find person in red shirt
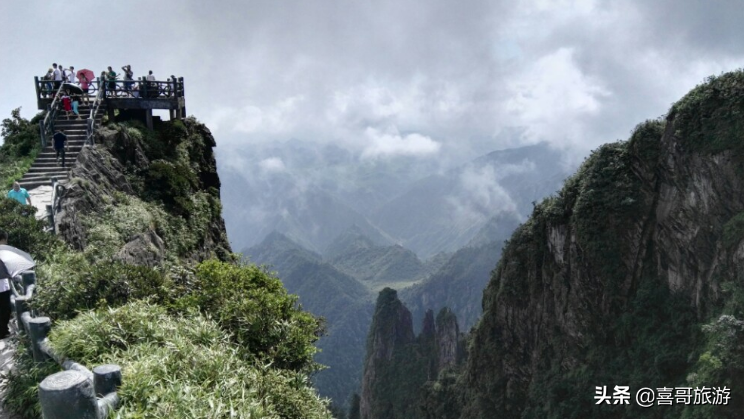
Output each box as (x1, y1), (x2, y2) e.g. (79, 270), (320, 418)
(61, 90), (72, 119)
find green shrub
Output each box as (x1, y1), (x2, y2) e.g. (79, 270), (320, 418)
(33, 258), (172, 320)
(671, 70), (744, 155)
(184, 260), (324, 372)
(0, 108), (43, 189)
(47, 301), (332, 419)
(0, 197), (62, 262)
(144, 160), (198, 216)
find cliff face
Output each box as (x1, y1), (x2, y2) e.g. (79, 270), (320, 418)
(55, 118), (231, 265)
(359, 289), (463, 419)
(361, 70), (744, 419)
(456, 71), (744, 418)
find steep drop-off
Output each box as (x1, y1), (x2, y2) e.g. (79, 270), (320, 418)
(362, 70), (744, 419)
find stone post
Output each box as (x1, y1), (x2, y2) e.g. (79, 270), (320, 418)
(14, 296), (29, 334)
(93, 365), (122, 396)
(39, 371), (99, 419)
(28, 317), (52, 362)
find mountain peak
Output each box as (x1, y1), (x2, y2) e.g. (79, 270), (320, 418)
(324, 224), (377, 258)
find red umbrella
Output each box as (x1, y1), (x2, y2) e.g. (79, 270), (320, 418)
(76, 69), (95, 83)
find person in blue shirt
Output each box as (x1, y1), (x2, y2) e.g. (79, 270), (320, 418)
(7, 182), (32, 206)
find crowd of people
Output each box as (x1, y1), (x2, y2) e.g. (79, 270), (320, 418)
(40, 63), (159, 100)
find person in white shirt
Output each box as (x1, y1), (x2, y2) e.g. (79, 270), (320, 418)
(52, 63), (62, 91)
(68, 65), (76, 83)
(146, 70), (156, 81)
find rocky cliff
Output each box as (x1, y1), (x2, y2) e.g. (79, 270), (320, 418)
(455, 70), (744, 419)
(359, 289), (464, 419)
(54, 118), (231, 265)
(360, 70), (744, 418)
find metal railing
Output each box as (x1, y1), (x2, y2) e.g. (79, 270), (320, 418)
(86, 81), (105, 146)
(10, 272), (121, 419)
(45, 177), (64, 234)
(37, 82), (66, 148)
(100, 76), (184, 99)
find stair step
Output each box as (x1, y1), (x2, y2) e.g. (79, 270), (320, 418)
(39, 150), (82, 156)
(27, 166), (72, 172)
(20, 179), (69, 191)
(20, 175), (70, 184)
(32, 159), (79, 167)
(21, 175), (70, 182)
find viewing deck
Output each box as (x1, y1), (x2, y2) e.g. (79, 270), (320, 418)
(34, 76), (186, 124)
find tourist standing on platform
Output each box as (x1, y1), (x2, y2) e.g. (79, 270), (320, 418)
(42, 68), (53, 97)
(52, 63), (62, 92)
(68, 66), (76, 83)
(79, 73), (90, 104)
(146, 70), (157, 98)
(0, 230), (12, 339)
(53, 129), (68, 168)
(122, 65), (134, 94)
(7, 183), (32, 206)
(60, 65), (67, 86)
(107, 66), (117, 96)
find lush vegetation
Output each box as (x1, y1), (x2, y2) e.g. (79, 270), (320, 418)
(50, 301), (329, 419)
(0, 108), (42, 189)
(671, 70), (744, 174)
(1, 111), (331, 418)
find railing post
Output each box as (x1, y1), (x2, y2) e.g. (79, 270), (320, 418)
(28, 317), (52, 362)
(39, 120), (46, 148)
(22, 271), (36, 290)
(179, 77), (186, 117)
(39, 371), (99, 419)
(86, 117), (93, 146)
(14, 296), (29, 334)
(93, 365), (121, 396)
(35, 76), (41, 101)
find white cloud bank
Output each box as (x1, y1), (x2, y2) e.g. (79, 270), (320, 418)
(361, 127), (441, 159)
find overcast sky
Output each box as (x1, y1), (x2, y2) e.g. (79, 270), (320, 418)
(1, 0), (742, 166)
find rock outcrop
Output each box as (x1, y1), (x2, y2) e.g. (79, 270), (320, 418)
(359, 289), (463, 419)
(54, 118), (231, 265)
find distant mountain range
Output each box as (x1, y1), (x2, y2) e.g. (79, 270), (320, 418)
(230, 142), (573, 409)
(221, 141), (571, 258)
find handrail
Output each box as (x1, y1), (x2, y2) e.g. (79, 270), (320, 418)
(10, 271), (122, 419)
(38, 82), (65, 148)
(46, 177), (64, 233)
(101, 77), (185, 99)
(86, 79), (105, 146)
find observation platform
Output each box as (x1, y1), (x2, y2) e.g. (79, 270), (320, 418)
(34, 76), (186, 128)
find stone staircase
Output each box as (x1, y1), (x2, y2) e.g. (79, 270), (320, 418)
(19, 104), (102, 190)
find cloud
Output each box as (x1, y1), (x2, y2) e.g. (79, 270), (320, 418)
(258, 157), (286, 173)
(3, 0), (744, 165)
(445, 164), (520, 228)
(361, 127), (441, 159)
(504, 48), (611, 148)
